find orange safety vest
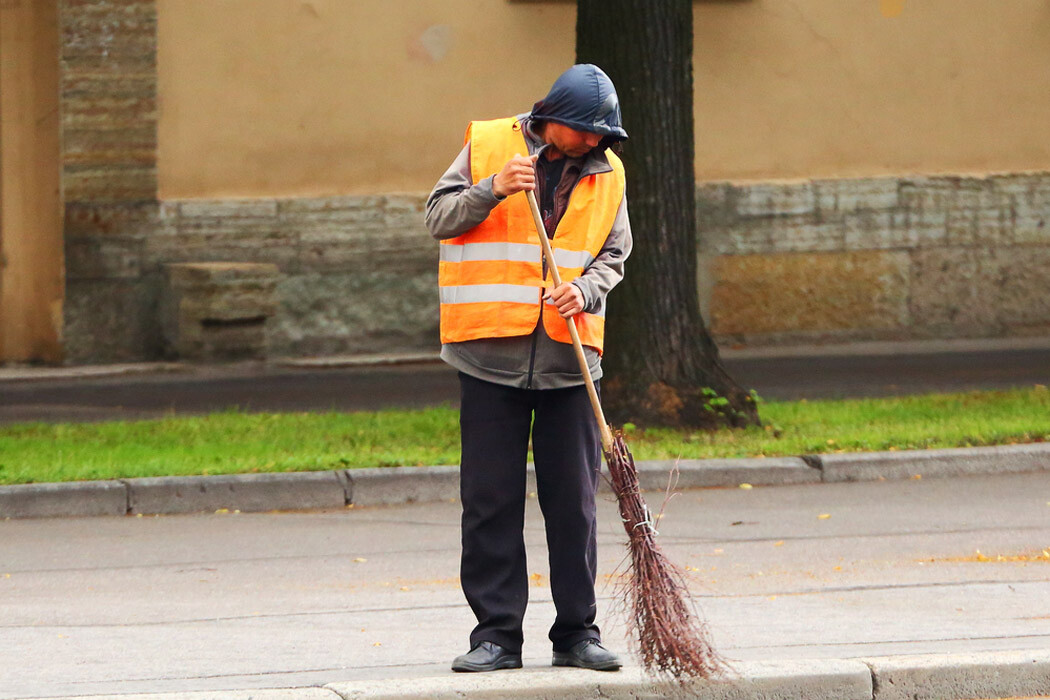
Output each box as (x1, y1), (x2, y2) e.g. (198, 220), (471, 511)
(439, 117), (625, 353)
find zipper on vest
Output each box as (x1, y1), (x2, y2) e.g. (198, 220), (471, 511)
(527, 157), (593, 390)
(526, 307), (540, 390)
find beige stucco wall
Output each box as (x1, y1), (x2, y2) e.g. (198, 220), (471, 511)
(0, 0), (64, 363)
(156, 0), (575, 198)
(693, 0), (1050, 182)
(157, 0), (1050, 199)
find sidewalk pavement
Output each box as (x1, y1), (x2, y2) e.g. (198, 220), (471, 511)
(3, 472), (1050, 700)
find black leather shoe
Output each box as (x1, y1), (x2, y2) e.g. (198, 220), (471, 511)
(451, 641), (523, 672)
(552, 639), (622, 671)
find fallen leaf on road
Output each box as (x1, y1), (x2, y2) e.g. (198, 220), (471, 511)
(739, 483), (753, 490)
(774, 541), (784, 547)
(817, 513), (832, 520)
(353, 557), (367, 563)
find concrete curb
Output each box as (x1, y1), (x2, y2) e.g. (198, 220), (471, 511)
(864, 649), (1050, 700)
(20, 690), (342, 700)
(635, 457), (818, 490)
(809, 442), (1050, 482)
(0, 362), (186, 383)
(274, 352), (442, 368)
(327, 659), (873, 700)
(125, 471), (349, 515)
(344, 458), (819, 508)
(1, 443), (1048, 519)
(0, 480), (127, 518)
(16, 651), (1050, 699)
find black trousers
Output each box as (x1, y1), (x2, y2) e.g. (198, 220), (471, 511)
(458, 372), (602, 654)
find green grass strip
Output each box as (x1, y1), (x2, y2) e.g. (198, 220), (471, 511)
(0, 387), (1046, 486)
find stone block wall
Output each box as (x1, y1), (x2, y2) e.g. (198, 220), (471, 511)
(65, 192), (437, 362)
(151, 196), (438, 358)
(61, 172), (1050, 363)
(698, 173), (1050, 345)
(60, 0), (160, 363)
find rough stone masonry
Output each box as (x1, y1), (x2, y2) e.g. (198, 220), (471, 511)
(62, 173), (1050, 363)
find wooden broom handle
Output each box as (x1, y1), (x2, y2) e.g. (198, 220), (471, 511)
(525, 189), (615, 452)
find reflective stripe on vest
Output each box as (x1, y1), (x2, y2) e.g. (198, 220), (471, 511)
(439, 284), (540, 306)
(438, 116), (624, 353)
(439, 242), (595, 269)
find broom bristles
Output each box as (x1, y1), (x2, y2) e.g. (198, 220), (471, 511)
(606, 430), (725, 680)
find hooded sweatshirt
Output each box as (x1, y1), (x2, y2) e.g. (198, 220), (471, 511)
(425, 65), (632, 390)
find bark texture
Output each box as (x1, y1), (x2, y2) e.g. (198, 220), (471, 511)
(577, 0), (759, 428)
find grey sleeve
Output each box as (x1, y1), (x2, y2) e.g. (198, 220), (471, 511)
(571, 192), (633, 316)
(424, 143), (505, 241)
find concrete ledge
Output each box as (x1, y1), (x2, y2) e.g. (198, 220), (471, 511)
(863, 649), (1050, 700)
(126, 471), (347, 515)
(16, 652), (1050, 700)
(0, 362), (185, 383)
(347, 465), (460, 507)
(325, 660), (873, 700)
(20, 690), (341, 700)
(0, 480), (127, 518)
(276, 352), (442, 368)
(2, 443), (1048, 519)
(343, 458), (817, 509)
(634, 457), (819, 491)
(813, 443), (1050, 482)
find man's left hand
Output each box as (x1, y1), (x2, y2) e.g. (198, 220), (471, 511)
(545, 283), (585, 318)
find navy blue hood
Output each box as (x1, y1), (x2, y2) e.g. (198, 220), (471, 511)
(531, 64), (628, 145)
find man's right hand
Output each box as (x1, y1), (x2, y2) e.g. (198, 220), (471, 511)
(492, 153), (539, 198)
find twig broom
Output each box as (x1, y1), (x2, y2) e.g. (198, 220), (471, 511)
(526, 188), (723, 679)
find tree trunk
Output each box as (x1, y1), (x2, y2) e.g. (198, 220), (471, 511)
(577, 0), (759, 429)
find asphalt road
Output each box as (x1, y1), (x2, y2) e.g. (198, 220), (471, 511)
(0, 345), (1047, 424)
(1, 472), (1048, 698)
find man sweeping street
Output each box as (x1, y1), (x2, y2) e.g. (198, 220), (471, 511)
(424, 63), (632, 673)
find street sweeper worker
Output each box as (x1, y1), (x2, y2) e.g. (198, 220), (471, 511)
(425, 63), (632, 673)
